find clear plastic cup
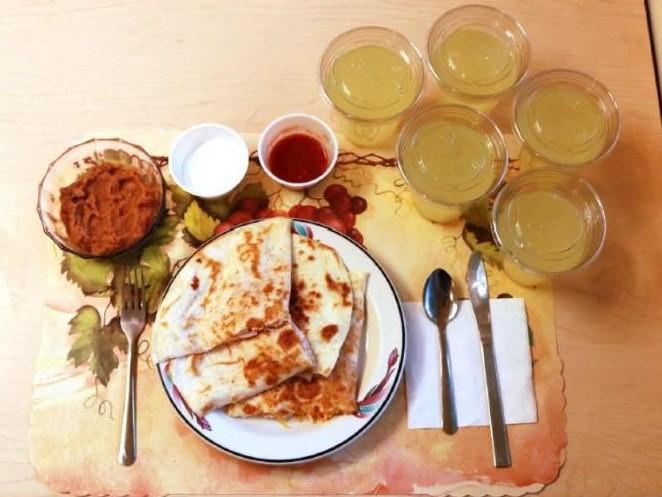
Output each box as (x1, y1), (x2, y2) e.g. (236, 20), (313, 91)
(491, 168), (607, 286)
(513, 69), (620, 170)
(320, 26), (425, 147)
(397, 105), (508, 223)
(427, 5), (530, 112)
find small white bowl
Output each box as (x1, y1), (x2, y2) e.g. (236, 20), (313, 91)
(258, 113), (338, 190)
(169, 123), (249, 198)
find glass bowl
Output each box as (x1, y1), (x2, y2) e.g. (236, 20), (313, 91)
(37, 138), (165, 258)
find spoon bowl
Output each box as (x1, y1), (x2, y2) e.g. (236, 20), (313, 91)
(423, 268), (459, 323)
(422, 268), (459, 435)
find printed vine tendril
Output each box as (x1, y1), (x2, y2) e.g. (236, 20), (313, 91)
(83, 381), (114, 420)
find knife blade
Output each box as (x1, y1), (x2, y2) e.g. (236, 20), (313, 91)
(467, 251), (512, 468)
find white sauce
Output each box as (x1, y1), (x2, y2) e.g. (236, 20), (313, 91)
(182, 136), (246, 197)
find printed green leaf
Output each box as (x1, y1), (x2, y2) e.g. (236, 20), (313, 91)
(201, 197), (231, 220)
(66, 306), (127, 386)
(231, 182), (267, 206)
(462, 226), (503, 269)
(462, 200), (491, 229)
(184, 200), (218, 242)
(61, 253), (114, 295)
(144, 214), (179, 246)
(181, 228), (202, 248)
(140, 245), (171, 314)
(67, 305), (101, 366)
(462, 228), (479, 250)
(104, 317), (129, 354)
(474, 241), (504, 269)
(168, 183), (193, 217)
(91, 319), (128, 386)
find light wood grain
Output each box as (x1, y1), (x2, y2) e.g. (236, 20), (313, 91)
(1, 0), (661, 496)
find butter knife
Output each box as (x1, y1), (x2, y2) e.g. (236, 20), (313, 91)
(467, 251), (512, 468)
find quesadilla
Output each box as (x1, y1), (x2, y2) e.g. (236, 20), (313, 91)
(226, 272), (368, 421)
(291, 235), (353, 376)
(152, 217), (293, 363)
(164, 320), (316, 415)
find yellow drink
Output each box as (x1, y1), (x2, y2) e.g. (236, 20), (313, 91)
(430, 28), (519, 97)
(492, 169), (606, 284)
(325, 45), (419, 120)
(427, 5), (530, 110)
(321, 27), (424, 147)
(398, 105), (507, 222)
(401, 123), (496, 204)
(495, 191), (587, 272)
(514, 70), (620, 168)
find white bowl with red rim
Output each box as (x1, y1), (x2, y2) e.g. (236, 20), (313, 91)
(258, 113), (339, 190)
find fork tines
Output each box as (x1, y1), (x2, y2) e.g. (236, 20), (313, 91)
(122, 265), (145, 310)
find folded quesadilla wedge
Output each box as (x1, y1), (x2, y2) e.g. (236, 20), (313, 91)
(226, 272), (368, 422)
(291, 235), (353, 376)
(152, 218), (292, 363)
(163, 320), (316, 415)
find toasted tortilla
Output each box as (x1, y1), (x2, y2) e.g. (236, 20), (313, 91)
(226, 272), (368, 421)
(163, 320), (316, 415)
(152, 218), (292, 363)
(291, 235), (353, 376)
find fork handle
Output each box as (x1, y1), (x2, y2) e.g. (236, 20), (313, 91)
(118, 338), (138, 466)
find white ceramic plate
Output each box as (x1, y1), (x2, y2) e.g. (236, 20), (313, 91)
(157, 219), (406, 465)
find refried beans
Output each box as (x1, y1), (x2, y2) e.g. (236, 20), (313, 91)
(59, 162), (161, 256)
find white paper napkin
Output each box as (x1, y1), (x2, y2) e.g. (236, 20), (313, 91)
(404, 298), (537, 429)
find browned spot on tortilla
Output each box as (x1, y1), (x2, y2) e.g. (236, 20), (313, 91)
(290, 286), (312, 327)
(325, 273), (352, 307)
(263, 282), (274, 294)
(246, 318), (265, 330)
(195, 258), (221, 311)
(242, 404), (257, 415)
(296, 380), (322, 400)
(301, 237), (316, 248)
(321, 324), (339, 341)
(195, 257), (202, 263)
(238, 230), (261, 278)
(264, 304), (283, 321)
(243, 353), (283, 386)
(308, 255), (315, 261)
(278, 328), (298, 350)
(201, 257), (221, 281)
(190, 275), (199, 290)
(190, 354), (203, 376)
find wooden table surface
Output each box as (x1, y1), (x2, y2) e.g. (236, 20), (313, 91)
(1, 1), (661, 496)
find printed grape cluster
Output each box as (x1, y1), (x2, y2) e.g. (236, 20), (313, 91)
(213, 183), (368, 244)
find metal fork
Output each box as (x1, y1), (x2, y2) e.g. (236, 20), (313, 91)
(118, 265), (146, 466)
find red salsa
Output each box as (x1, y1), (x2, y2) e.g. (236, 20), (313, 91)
(267, 133), (328, 183)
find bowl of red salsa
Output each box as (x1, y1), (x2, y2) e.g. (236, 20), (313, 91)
(258, 113), (338, 190)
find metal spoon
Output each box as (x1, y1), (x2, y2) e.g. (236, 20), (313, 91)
(423, 268), (459, 435)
